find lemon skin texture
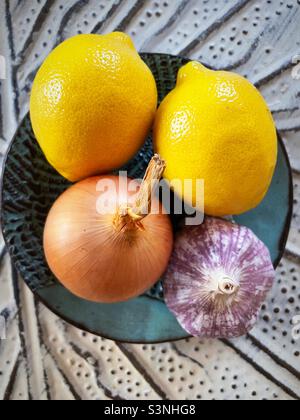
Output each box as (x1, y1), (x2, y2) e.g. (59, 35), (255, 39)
(30, 33), (158, 181)
(154, 62), (277, 217)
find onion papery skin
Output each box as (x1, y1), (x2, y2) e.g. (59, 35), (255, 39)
(44, 176), (173, 303)
(164, 217), (275, 339)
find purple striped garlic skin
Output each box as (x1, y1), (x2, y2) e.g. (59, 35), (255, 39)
(163, 217), (275, 339)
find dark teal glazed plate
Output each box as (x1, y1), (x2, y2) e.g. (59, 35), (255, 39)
(1, 53), (293, 343)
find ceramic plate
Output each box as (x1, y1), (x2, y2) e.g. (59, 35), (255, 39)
(1, 53), (293, 343)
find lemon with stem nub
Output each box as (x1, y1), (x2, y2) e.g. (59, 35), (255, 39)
(154, 61), (277, 216)
(30, 32), (157, 182)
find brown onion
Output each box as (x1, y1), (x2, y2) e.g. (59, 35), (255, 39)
(44, 155), (173, 303)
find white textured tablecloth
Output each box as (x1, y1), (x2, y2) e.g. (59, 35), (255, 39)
(0, 0), (299, 400)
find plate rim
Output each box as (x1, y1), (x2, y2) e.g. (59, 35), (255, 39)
(0, 52), (294, 344)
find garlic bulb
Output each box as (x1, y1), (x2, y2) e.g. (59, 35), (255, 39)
(164, 217), (275, 338)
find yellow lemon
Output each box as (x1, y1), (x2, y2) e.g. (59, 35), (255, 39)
(154, 62), (277, 216)
(30, 33), (157, 181)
